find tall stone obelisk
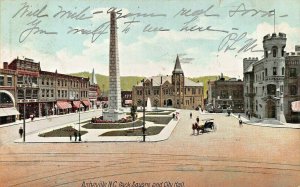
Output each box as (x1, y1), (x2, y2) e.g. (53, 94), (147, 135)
(103, 11), (125, 121)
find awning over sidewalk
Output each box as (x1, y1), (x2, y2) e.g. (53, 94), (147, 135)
(0, 107), (20, 117)
(56, 101), (72, 110)
(82, 100), (91, 107)
(73, 101), (84, 108)
(291, 101), (300, 112)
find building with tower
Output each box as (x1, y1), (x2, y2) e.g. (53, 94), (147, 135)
(132, 55), (204, 109)
(243, 33), (300, 123)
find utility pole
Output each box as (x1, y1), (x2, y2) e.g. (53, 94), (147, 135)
(142, 79), (146, 142)
(23, 86), (26, 142)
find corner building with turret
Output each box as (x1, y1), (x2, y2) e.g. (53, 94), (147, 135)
(243, 33), (300, 123)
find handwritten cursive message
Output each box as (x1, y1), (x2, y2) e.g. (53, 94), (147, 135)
(10, 2), (288, 55)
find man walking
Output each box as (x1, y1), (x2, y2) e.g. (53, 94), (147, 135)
(190, 112), (192, 119)
(74, 131), (77, 142)
(19, 127), (23, 138)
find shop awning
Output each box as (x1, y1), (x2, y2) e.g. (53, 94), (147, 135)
(291, 101), (300, 112)
(82, 100), (91, 107)
(0, 107), (20, 117)
(125, 100), (132, 104)
(56, 101), (72, 110)
(73, 101), (84, 108)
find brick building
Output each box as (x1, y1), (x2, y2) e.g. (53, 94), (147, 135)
(0, 57), (92, 125)
(207, 74), (244, 113)
(0, 62), (19, 124)
(132, 55), (204, 109)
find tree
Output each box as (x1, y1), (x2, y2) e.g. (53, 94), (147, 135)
(130, 105), (137, 131)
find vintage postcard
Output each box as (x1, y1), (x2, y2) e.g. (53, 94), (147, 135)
(0, 0), (299, 186)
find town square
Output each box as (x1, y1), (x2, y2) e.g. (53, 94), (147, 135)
(0, 0), (300, 186)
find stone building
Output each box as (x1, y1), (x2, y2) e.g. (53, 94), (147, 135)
(243, 32), (300, 123)
(0, 62), (19, 124)
(207, 74), (244, 113)
(284, 48), (300, 123)
(132, 55), (204, 109)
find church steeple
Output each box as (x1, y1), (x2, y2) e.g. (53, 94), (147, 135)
(172, 54), (184, 74)
(90, 68), (97, 85)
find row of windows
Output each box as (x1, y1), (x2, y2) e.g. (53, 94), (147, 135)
(0, 76), (13, 86)
(17, 76), (38, 85)
(17, 89), (38, 99)
(136, 88), (201, 96)
(41, 78), (89, 88)
(252, 84), (297, 96)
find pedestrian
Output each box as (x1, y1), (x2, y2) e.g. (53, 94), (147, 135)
(78, 132), (81, 141)
(239, 119), (243, 127)
(74, 131), (77, 141)
(190, 112), (192, 119)
(248, 112), (251, 120)
(70, 134), (72, 141)
(172, 113), (175, 119)
(238, 113), (241, 118)
(19, 127), (23, 138)
(196, 116), (199, 124)
(30, 114), (33, 121)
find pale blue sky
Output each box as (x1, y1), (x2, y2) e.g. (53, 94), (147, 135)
(1, 0), (300, 78)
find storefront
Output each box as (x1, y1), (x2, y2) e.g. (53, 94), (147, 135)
(72, 100), (84, 112)
(0, 91), (19, 125)
(56, 101), (72, 115)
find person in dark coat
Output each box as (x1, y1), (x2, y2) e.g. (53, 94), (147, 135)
(19, 127), (23, 138)
(190, 112), (192, 119)
(74, 131), (77, 141)
(239, 119), (243, 127)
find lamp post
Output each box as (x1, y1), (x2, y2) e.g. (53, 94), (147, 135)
(22, 86), (26, 142)
(142, 79), (146, 142)
(78, 78), (83, 142)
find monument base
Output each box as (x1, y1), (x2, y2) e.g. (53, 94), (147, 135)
(103, 108), (126, 122)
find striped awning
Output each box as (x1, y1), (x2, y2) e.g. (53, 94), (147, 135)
(56, 101), (72, 110)
(291, 101), (300, 112)
(82, 100), (91, 107)
(73, 101), (84, 108)
(0, 107), (20, 117)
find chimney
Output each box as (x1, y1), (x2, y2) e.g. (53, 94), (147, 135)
(3, 62), (8, 69)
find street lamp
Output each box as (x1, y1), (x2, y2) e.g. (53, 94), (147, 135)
(22, 85), (26, 142)
(78, 78), (83, 142)
(141, 79), (146, 142)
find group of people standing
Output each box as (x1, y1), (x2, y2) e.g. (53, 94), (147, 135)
(70, 131), (81, 142)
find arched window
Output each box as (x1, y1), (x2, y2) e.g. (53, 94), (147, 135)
(272, 46), (278, 57)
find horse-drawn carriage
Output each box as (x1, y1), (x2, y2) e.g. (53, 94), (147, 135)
(193, 118), (216, 134)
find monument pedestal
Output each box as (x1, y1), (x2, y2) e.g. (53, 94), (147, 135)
(103, 108), (125, 121)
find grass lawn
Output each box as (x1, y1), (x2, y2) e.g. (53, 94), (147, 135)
(101, 126), (164, 136)
(145, 110), (174, 115)
(142, 116), (173, 124)
(39, 126), (88, 137)
(83, 120), (143, 129)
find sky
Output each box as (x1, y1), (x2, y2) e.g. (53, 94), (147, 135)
(1, 0), (300, 78)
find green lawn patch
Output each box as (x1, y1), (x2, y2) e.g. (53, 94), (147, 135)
(101, 126), (164, 136)
(141, 116), (173, 124)
(39, 126), (87, 137)
(145, 111), (173, 115)
(83, 120), (143, 129)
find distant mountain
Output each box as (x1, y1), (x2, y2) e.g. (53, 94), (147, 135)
(71, 72), (229, 98)
(71, 72), (144, 95)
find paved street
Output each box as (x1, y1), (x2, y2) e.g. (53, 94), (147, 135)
(0, 109), (299, 187)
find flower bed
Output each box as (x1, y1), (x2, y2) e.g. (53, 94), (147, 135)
(83, 120), (143, 129)
(91, 116), (133, 123)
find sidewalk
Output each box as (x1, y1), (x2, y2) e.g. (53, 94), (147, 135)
(0, 109), (102, 128)
(231, 113), (300, 129)
(14, 110), (181, 143)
